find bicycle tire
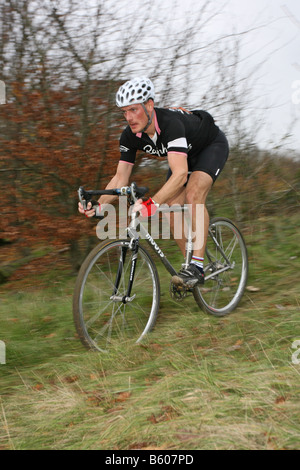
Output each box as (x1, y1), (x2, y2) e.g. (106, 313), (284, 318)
(73, 239), (160, 352)
(193, 217), (248, 316)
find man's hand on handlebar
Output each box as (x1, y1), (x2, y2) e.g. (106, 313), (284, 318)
(77, 183), (150, 220)
(132, 197), (159, 217)
(78, 201), (103, 219)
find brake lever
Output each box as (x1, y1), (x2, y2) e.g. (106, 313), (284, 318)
(130, 182), (137, 203)
(78, 186), (87, 210)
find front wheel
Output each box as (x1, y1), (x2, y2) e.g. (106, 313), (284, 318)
(73, 239), (160, 352)
(193, 217), (248, 316)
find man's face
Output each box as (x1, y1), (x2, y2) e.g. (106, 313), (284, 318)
(121, 100), (153, 134)
(121, 103), (147, 134)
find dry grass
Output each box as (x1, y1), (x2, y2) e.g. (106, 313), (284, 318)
(0, 215), (300, 450)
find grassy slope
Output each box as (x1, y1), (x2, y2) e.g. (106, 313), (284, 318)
(0, 215), (299, 450)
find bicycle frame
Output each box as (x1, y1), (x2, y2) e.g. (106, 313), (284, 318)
(114, 205), (235, 303)
(78, 183), (234, 302)
(128, 208), (189, 275)
(109, 208), (186, 304)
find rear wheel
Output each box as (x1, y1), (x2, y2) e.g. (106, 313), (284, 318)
(73, 239), (160, 352)
(193, 217), (248, 316)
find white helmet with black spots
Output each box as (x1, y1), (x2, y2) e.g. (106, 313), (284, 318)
(116, 77), (155, 108)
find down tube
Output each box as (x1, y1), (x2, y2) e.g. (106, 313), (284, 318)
(138, 223), (178, 276)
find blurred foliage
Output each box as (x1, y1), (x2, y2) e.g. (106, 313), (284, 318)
(0, 0), (299, 281)
(210, 147), (300, 223)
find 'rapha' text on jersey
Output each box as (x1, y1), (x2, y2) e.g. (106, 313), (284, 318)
(119, 108), (219, 164)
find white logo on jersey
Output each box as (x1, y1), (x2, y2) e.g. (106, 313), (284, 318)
(120, 145), (130, 152)
(143, 143), (168, 157)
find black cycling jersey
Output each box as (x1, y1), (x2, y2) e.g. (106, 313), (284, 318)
(119, 107), (219, 164)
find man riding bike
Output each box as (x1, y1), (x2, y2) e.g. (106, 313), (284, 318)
(78, 77), (229, 287)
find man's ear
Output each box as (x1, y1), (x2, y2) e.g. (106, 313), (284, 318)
(146, 99), (155, 112)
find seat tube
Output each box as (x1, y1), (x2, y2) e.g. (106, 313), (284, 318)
(183, 207), (193, 269)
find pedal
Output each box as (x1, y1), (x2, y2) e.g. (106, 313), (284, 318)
(170, 281), (187, 301)
(171, 275), (198, 289)
(171, 275), (184, 286)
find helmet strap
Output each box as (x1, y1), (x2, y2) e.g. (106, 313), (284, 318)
(141, 103), (154, 133)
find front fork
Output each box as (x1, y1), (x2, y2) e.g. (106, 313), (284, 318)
(110, 237), (139, 304)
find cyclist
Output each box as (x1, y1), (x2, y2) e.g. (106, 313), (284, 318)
(78, 77), (229, 286)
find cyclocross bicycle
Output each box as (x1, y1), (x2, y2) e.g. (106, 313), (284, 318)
(73, 183), (248, 352)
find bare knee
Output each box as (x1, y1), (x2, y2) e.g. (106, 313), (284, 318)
(185, 187), (208, 205)
(185, 172), (213, 205)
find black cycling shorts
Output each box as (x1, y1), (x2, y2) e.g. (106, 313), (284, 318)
(166, 129), (229, 183)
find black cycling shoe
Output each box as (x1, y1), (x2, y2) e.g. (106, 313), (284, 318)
(171, 264), (205, 288)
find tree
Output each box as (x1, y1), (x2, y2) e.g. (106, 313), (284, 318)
(2, 0), (293, 279)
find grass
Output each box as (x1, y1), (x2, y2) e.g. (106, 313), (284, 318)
(0, 215), (300, 450)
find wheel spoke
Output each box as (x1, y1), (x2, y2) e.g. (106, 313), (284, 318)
(85, 299), (114, 329)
